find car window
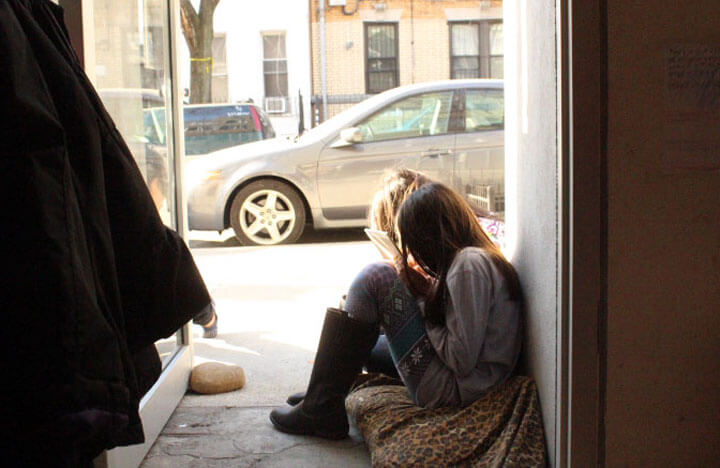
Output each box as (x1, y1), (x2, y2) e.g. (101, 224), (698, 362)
(464, 89), (504, 132)
(184, 105), (264, 155)
(357, 91), (454, 143)
(143, 105), (273, 155)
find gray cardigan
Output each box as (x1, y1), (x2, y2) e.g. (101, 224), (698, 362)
(416, 247), (523, 408)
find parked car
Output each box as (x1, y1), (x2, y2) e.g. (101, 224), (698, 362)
(186, 79), (504, 246)
(143, 102), (276, 156)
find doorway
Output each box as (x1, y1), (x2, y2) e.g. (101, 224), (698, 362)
(59, 1), (607, 466)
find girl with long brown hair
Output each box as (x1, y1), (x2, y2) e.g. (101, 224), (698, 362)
(270, 176), (523, 438)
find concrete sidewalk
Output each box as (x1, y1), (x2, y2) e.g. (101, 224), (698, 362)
(141, 229), (377, 467)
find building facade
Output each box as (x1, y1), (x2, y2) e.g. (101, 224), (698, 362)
(310, 0), (503, 122)
(178, 0), (314, 138)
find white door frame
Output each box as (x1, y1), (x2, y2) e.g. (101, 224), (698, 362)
(98, 342), (192, 468)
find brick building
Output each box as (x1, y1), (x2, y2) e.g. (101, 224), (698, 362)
(310, 0), (503, 122)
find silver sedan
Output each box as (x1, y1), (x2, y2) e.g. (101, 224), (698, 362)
(186, 79), (504, 246)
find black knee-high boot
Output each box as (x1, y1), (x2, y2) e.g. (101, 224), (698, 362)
(269, 308), (379, 439)
(285, 334), (399, 406)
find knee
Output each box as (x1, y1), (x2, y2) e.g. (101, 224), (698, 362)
(361, 261), (397, 276)
(346, 261), (397, 302)
(354, 261), (397, 288)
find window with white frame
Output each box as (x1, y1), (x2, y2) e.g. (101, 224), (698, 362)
(450, 21), (503, 79)
(262, 32), (288, 113)
(211, 33), (228, 103)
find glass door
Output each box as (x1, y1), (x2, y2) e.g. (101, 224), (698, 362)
(73, 0), (192, 465)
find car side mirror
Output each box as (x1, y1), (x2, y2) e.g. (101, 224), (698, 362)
(330, 127), (364, 148)
(341, 127), (364, 144)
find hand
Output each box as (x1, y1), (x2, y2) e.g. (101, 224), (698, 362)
(394, 256), (436, 299)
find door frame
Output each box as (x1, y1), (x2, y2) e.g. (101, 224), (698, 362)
(60, 0), (608, 466)
(505, 0), (605, 465)
(96, 343), (192, 467)
(559, 0), (607, 465)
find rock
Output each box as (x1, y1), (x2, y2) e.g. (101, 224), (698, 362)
(190, 362), (246, 394)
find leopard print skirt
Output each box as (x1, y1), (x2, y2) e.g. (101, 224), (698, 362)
(346, 374), (548, 467)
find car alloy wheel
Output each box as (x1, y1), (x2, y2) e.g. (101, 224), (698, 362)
(229, 180), (306, 246)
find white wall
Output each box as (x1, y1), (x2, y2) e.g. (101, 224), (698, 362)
(178, 0), (313, 138)
(504, 0), (560, 464)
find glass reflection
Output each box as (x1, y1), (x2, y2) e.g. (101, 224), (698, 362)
(92, 0), (179, 367)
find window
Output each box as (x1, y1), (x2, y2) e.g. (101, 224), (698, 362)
(211, 34), (228, 103)
(365, 23), (399, 94)
(464, 88), (504, 131)
(356, 91), (454, 143)
(450, 21), (503, 79)
(262, 32), (288, 112)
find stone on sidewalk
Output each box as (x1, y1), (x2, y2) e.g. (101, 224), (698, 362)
(190, 362), (246, 394)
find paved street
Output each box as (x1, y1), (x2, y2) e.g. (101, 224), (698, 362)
(142, 228), (376, 467)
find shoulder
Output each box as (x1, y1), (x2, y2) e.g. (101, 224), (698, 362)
(448, 247), (494, 279)
(451, 247), (493, 268)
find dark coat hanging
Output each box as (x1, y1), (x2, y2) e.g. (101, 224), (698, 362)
(0, 0), (212, 463)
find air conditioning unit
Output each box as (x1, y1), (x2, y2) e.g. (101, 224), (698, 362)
(265, 96), (287, 114)
(328, 0), (347, 6)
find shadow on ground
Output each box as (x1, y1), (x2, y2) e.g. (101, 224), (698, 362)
(188, 227), (367, 249)
(143, 239), (378, 467)
(144, 331), (371, 467)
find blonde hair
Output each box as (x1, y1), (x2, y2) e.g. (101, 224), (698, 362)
(369, 169), (430, 243)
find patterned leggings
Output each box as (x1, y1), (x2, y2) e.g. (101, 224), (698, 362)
(344, 262), (437, 403)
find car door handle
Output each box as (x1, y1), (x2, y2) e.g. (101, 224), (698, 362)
(421, 149), (453, 159)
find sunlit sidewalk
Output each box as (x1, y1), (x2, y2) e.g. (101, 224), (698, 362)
(141, 229), (375, 467)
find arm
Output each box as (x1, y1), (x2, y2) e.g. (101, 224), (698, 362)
(427, 252), (494, 377)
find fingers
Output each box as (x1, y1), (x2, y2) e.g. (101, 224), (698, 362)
(392, 255), (403, 272)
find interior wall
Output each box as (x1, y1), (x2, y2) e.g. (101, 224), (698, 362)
(504, 0), (560, 464)
(606, 0), (720, 465)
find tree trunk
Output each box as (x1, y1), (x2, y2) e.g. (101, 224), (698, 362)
(189, 22), (213, 103)
(180, 0), (220, 104)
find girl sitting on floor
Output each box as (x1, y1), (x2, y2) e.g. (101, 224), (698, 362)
(270, 179), (523, 439)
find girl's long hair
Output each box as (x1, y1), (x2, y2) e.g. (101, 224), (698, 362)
(397, 183), (522, 326)
(370, 169), (429, 243)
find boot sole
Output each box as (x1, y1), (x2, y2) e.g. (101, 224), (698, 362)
(269, 412), (348, 440)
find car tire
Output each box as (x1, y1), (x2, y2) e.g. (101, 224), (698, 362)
(229, 179), (306, 246)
